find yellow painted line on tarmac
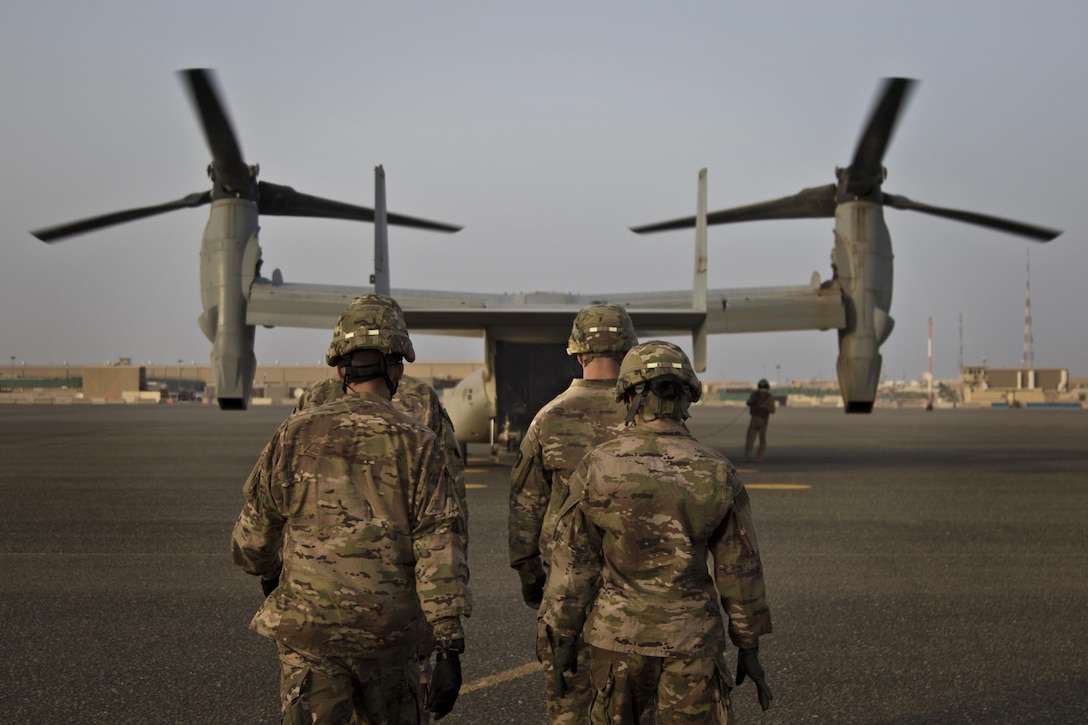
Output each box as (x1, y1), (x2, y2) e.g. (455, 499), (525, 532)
(462, 661), (542, 694)
(747, 483), (811, 490)
(465, 483), (488, 490)
(464, 468), (489, 474)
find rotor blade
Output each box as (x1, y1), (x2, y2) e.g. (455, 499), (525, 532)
(31, 191), (213, 242)
(631, 184), (837, 233)
(846, 78), (916, 196)
(257, 181), (462, 232)
(178, 69), (251, 193)
(882, 193), (1061, 242)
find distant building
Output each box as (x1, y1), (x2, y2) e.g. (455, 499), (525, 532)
(959, 366), (1080, 407)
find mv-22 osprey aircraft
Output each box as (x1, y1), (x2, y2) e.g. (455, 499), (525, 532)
(33, 71), (1060, 448)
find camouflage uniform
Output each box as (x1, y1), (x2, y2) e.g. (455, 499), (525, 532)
(543, 419), (772, 724)
(294, 375), (467, 523)
(744, 389), (776, 462)
(232, 391), (470, 724)
(509, 378), (629, 724)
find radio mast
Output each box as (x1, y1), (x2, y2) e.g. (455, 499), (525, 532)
(958, 313), (964, 373)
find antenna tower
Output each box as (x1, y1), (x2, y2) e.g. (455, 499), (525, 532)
(1021, 250), (1034, 368)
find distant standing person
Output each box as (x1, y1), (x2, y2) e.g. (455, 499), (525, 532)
(745, 379), (776, 462)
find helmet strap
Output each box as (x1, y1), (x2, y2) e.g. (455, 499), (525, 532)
(625, 380), (692, 423)
(341, 356), (399, 397)
(624, 383), (646, 425)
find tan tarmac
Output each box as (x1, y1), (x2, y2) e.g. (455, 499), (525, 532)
(1, 403), (1085, 723)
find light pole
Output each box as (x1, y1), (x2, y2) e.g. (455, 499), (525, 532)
(9, 356), (13, 379)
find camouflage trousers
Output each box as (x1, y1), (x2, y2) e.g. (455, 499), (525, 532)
(586, 646), (733, 725)
(537, 620), (594, 725)
(744, 418), (769, 461)
(276, 642), (421, 725)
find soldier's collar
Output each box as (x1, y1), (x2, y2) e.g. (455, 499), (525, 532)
(571, 378), (615, 388)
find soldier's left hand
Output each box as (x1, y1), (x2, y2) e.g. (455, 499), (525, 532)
(552, 634), (578, 697)
(427, 638), (465, 720)
(736, 646), (773, 711)
(260, 563), (282, 597)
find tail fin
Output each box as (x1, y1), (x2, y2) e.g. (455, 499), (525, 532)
(692, 168), (708, 372)
(372, 165), (390, 295)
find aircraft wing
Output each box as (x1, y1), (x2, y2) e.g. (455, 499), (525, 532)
(245, 278), (845, 339)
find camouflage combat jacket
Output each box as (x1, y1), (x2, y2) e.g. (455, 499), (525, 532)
(295, 375), (467, 521)
(746, 390), (776, 420)
(508, 378), (628, 570)
(542, 419), (772, 657)
(231, 391), (470, 656)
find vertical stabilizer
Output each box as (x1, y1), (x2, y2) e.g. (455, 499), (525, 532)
(373, 165), (390, 296)
(692, 168), (708, 371)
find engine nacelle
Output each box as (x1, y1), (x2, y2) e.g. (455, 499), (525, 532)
(832, 200), (894, 412)
(199, 198), (260, 410)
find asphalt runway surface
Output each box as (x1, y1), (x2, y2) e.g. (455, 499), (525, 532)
(1, 402), (1085, 724)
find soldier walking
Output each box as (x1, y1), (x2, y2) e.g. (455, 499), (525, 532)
(231, 294), (470, 724)
(744, 379), (776, 462)
(290, 295), (469, 724)
(544, 341), (773, 724)
(508, 303), (638, 724)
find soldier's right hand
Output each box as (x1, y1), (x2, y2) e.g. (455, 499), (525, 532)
(552, 634), (578, 697)
(516, 558), (547, 609)
(736, 646), (773, 711)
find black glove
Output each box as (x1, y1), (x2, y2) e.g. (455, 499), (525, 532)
(516, 559), (547, 609)
(736, 646), (773, 712)
(426, 638), (464, 720)
(552, 634), (578, 698)
(260, 563), (282, 597)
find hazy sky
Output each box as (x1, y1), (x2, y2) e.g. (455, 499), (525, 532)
(2, 1), (1084, 383)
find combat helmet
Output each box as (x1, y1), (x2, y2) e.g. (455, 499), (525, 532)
(566, 304), (638, 357)
(758, 378), (770, 390)
(615, 340), (702, 423)
(326, 294), (416, 367)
